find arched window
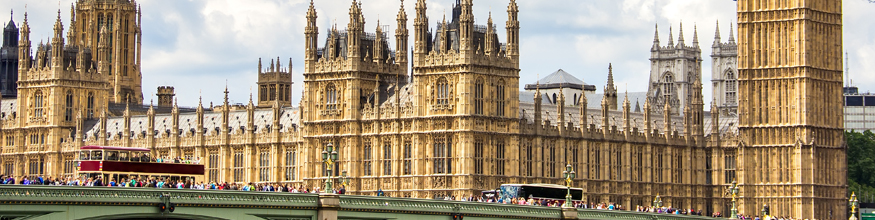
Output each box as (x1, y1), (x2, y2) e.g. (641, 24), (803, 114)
(496, 80), (506, 117)
(33, 91), (44, 118)
(436, 77), (450, 105)
(725, 71), (737, 105)
(65, 91), (74, 122)
(474, 79), (484, 114)
(662, 74), (674, 98)
(326, 84), (338, 110)
(87, 92), (95, 119)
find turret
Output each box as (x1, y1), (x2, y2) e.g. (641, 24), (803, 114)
(710, 99), (719, 137)
(374, 20), (384, 62)
(304, 0), (318, 73)
(97, 26), (109, 75)
(414, 0), (429, 61)
(533, 84), (542, 128)
(604, 64), (618, 110)
(579, 90), (588, 132)
(458, 0), (473, 55)
(347, 0), (364, 61)
(18, 10), (30, 72)
(663, 99), (672, 137)
(623, 91), (630, 133)
(485, 12), (494, 55)
(221, 86), (230, 136)
(506, 0), (520, 65)
(644, 98), (652, 137)
(51, 10), (64, 68)
(395, 0), (409, 72)
(558, 87), (565, 134)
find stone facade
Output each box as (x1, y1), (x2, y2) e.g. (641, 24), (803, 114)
(736, 0), (846, 219)
(0, 0), (846, 219)
(710, 21), (738, 116)
(647, 23), (702, 116)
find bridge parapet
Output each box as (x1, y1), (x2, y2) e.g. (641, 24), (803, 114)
(0, 186), (724, 220)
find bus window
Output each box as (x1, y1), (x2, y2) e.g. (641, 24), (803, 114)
(106, 151), (119, 161)
(130, 152), (141, 162)
(93, 150), (103, 160)
(80, 151), (91, 160)
(118, 151), (129, 162)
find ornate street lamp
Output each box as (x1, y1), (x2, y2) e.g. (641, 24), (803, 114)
(338, 170), (350, 193)
(729, 180), (739, 219)
(321, 143), (338, 193)
(562, 164), (576, 208)
(653, 194), (663, 209)
(850, 192), (859, 220)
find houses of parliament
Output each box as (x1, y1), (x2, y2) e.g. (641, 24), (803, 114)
(0, 0), (846, 219)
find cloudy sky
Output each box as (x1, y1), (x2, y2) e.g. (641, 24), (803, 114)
(4, 0), (873, 108)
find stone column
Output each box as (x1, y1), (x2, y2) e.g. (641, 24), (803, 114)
(317, 193), (340, 220)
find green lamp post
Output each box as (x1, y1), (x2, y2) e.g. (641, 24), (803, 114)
(562, 164), (576, 208)
(729, 180), (739, 219)
(321, 143), (338, 193)
(338, 170), (350, 193)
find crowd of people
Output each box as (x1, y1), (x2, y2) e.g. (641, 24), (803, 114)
(0, 176), (801, 219)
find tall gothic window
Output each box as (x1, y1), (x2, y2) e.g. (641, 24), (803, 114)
(662, 74), (674, 96)
(495, 139), (505, 176)
(28, 158), (44, 175)
(208, 151), (219, 182)
(725, 71), (737, 105)
(326, 84), (338, 110)
(433, 135), (452, 174)
(87, 92), (95, 119)
(233, 151), (244, 182)
(474, 139), (484, 174)
(655, 149), (664, 183)
(3, 162), (13, 176)
(525, 141), (533, 177)
(63, 156), (75, 175)
(33, 90), (44, 118)
(402, 141), (412, 175)
(363, 141), (373, 176)
(725, 152), (736, 183)
(260, 85), (267, 102)
(259, 151), (270, 182)
(285, 149), (297, 181)
(436, 77), (450, 106)
(382, 142), (392, 176)
(496, 81), (506, 116)
(474, 79), (484, 114)
(65, 91), (74, 122)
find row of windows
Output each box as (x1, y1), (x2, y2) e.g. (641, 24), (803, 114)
(32, 90), (96, 121)
(473, 80), (506, 116)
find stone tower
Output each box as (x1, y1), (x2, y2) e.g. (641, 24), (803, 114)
(13, 9), (111, 177)
(710, 21), (737, 116)
(256, 57), (292, 108)
(1, 10), (18, 97)
(156, 86), (174, 107)
(736, 1), (845, 219)
(71, 0), (143, 104)
(647, 23), (702, 115)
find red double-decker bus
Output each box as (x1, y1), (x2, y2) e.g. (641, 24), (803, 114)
(76, 146), (205, 184)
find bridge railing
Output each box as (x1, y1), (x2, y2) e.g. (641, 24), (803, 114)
(0, 185), (722, 220)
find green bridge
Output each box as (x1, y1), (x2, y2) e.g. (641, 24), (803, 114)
(0, 186), (722, 220)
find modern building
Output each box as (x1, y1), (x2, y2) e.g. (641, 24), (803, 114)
(0, 0), (845, 219)
(844, 86), (875, 131)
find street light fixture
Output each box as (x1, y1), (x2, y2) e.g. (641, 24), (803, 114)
(562, 164), (576, 208)
(729, 180), (739, 219)
(338, 170), (350, 194)
(653, 194), (663, 209)
(850, 192), (859, 220)
(321, 143), (338, 193)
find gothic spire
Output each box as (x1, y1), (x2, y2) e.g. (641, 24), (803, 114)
(692, 24), (699, 46)
(677, 22), (685, 47)
(653, 23), (660, 44)
(667, 26), (674, 46)
(728, 23), (735, 43)
(714, 20), (721, 44)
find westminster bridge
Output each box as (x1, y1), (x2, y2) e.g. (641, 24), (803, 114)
(0, 185), (722, 220)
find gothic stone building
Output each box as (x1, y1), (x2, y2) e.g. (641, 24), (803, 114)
(0, 0), (846, 219)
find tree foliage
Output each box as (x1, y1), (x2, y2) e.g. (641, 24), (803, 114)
(847, 130), (875, 202)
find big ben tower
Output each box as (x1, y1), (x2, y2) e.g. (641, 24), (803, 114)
(736, 1), (845, 219)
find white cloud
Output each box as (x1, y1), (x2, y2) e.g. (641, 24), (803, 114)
(2, 0), (872, 107)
